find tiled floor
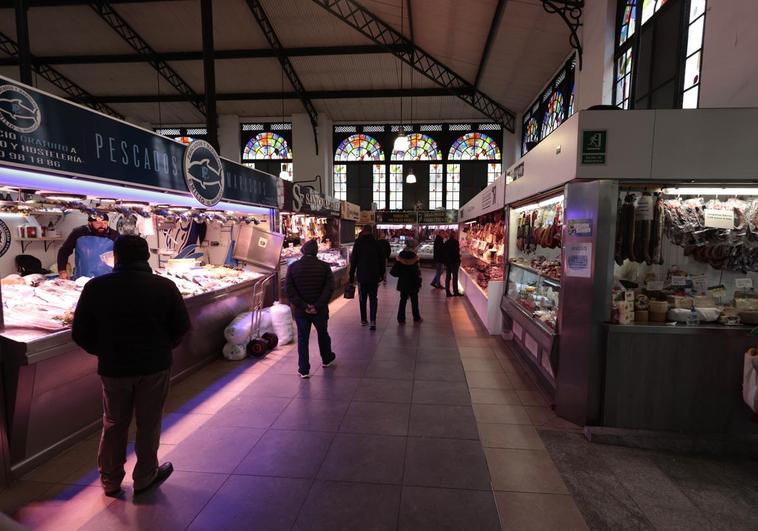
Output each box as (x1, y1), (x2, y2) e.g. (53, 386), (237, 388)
(0, 271), (587, 530)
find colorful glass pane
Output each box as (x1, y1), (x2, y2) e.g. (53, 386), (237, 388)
(391, 134), (441, 161)
(641, 0), (667, 25)
(568, 84), (575, 117)
(541, 92), (565, 139)
(177, 136), (194, 145)
(334, 134), (385, 162)
(243, 132), (292, 160)
(619, 1), (637, 45)
(448, 132), (501, 161)
(522, 118), (539, 154)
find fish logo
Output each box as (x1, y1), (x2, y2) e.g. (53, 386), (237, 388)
(0, 84), (41, 133)
(0, 219), (10, 258)
(184, 140), (225, 206)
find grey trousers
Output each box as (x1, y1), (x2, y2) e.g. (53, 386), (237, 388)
(98, 369), (170, 492)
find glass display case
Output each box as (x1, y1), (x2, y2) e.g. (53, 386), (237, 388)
(506, 260), (560, 332)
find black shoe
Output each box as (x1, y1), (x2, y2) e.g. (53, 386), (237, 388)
(397, 319), (405, 324)
(322, 354), (337, 368)
(134, 462), (173, 496)
(369, 322), (377, 330)
(414, 317), (423, 323)
(298, 371), (311, 379)
(361, 320), (368, 326)
(454, 293), (464, 297)
(104, 487), (123, 498)
(446, 292), (453, 297)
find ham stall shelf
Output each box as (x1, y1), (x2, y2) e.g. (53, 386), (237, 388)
(502, 108), (758, 443)
(0, 76), (284, 478)
(457, 176), (507, 334)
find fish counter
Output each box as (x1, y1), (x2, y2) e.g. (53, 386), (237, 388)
(0, 267), (263, 477)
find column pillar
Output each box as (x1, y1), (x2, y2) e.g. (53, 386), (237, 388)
(576, 0), (616, 110)
(292, 112), (333, 195)
(218, 114), (240, 162)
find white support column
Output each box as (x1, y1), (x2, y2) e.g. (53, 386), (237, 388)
(218, 114), (241, 162)
(576, 0), (616, 110)
(292, 112), (334, 195)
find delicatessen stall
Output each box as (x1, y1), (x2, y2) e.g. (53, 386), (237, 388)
(375, 210), (457, 261)
(501, 109), (758, 437)
(0, 76), (283, 476)
(458, 176), (506, 334)
(278, 187), (351, 299)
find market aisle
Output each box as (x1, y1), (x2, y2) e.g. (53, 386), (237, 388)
(0, 270), (587, 530)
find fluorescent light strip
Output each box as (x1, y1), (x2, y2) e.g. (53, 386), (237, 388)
(514, 194), (564, 213)
(663, 187), (758, 196)
(0, 166), (271, 216)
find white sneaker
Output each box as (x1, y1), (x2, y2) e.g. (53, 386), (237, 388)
(298, 371), (310, 379)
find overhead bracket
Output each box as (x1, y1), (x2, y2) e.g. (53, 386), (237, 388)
(542, 1), (584, 69)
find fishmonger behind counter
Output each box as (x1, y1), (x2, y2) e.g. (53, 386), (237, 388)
(58, 213), (119, 279)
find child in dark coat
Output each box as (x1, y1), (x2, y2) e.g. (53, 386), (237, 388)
(391, 239), (423, 324)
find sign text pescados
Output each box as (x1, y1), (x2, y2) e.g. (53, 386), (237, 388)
(0, 76), (277, 208)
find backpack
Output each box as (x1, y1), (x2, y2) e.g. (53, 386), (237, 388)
(15, 255), (50, 276)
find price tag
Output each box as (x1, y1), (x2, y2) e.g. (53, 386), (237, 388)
(635, 195), (654, 222)
(735, 278), (754, 290)
(690, 274), (706, 294)
(671, 275), (687, 286)
(646, 281), (664, 291)
(704, 209), (735, 229)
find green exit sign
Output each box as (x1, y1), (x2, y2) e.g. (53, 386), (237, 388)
(581, 130), (607, 165)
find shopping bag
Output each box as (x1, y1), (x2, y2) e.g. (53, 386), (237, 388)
(343, 283), (356, 299)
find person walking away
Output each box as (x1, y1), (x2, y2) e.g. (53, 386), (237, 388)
(391, 239), (423, 323)
(444, 230), (463, 297)
(285, 239), (337, 379)
(72, 235), (190, 497)
(377, 229), (392, 284)
(349, 224), (385, 330)
(431, 229), (446, 288)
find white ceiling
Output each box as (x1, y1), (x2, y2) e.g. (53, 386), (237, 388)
(0, 0), (572, 126)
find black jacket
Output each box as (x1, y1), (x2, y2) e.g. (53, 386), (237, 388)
(58, 225), (119, 272)
(433, 235), (445, 263)
(285, 255), (335, 318)
(392, 250), (421, 293)
(72, 261), (191, 377)
(443, 238), (461, 265)
(378, 239), (392, 260)
(349, 234), (385, 284)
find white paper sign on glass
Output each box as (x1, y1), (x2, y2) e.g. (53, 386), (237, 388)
(704, 209), (735, 229)
(565, 243), (592, 278)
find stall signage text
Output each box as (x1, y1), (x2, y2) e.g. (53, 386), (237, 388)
(581, 130), (607, 165)
(341, 201), (360, 221)
(0, 76), (278, 208)
(292, 183), (340, 215)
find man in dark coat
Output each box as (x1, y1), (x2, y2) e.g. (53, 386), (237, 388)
(392, 239), (423, 323)
(431, 229), (446, 289)
(377, 229), (392, 284)
(349, 224), (385, 330)
(285, 239), (336, 378)
(58, 213), (119, 279)
(444, 230), (463, 297)
(72, 235), (190, 497)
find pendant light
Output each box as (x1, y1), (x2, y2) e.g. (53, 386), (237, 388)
(406, 169), (416, 184)
(278, 66), (290, 181)
(394, 0), (408, 154)
(405, 36), (416, 186)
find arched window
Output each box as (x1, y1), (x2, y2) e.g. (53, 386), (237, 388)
(448, 132), (501, 160)
(243, 132), (292, 160)
(541, 92), (565, 139)
(391, 133), (441, 161)
(334, 134), (385, 161)
(522, 118), (539, 155)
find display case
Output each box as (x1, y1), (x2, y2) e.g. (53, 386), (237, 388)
(505, 260), (560, 332)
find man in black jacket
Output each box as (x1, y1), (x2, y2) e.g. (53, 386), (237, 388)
(285, 239), (336, 378)
(444, 230), (463, 297)
(72, 235), (190, 497)
(431, 229), (446, 289)
(349, 225), (385, 330)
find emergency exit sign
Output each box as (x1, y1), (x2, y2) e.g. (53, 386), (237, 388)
(581, 130), (607, 164)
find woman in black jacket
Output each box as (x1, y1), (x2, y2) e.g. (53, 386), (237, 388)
(431, 229), (446, 288)
(391, 240), (422, 323)
(349, 224), (385, 330)
(443, 230), (463, 297)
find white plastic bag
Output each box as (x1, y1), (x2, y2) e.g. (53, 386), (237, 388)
(224, 311), (253, 344)
(222, 342), (247, 361)
(270, 302), (294, 345)
(743, 348), (758, 413)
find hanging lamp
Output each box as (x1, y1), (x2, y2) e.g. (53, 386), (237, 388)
(278, 66), (290, 181)
(394, 0), (408, 154)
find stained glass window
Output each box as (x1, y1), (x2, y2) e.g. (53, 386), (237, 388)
(373, 164), (386, 210)
(429, 164), (443, 209)
(615, 49), (634, 109)
(177, 136), (194, 145)
(619, 1), (637, 45)
(683, 0), (706, 108)
(391, 134), (441, 161)
(448, 132), (501, 161)
(523, 118), (539, 155)
(243, 132), (292, 160)
(641, 0), (667, 25)
(389, 165), (403, 210)
(568, 84), (575, 117)
(446, 164), (460, 210)
(333, 164), (346, 200)
(487, 163), (501, 185)
(541, 92), (565, 139)
(334, 134), (385, 162)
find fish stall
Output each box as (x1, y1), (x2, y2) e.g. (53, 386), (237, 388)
(501, 109), (758, 436)
(0, 75), (284, 477)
